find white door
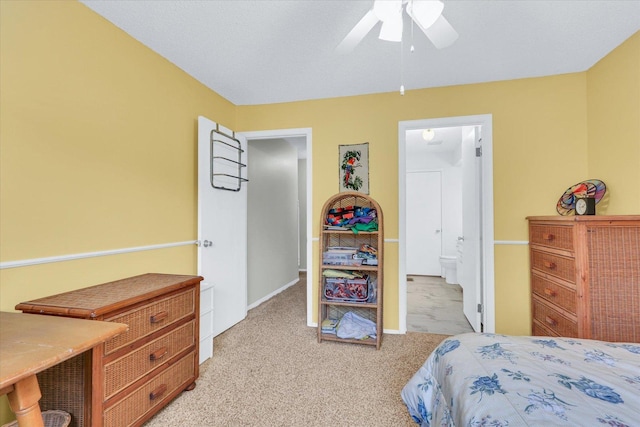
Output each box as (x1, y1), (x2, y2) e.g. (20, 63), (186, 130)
(197, 116), (247, 338)
(461, 127), (482, 331)
(406, 171), (442, 276)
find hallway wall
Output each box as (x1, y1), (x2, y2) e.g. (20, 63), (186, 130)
(247, 139), (299, 305)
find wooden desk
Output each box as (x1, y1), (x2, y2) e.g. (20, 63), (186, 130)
(0, 312), (127, 427)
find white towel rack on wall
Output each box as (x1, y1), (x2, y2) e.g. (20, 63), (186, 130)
(211, 124), (248, 192)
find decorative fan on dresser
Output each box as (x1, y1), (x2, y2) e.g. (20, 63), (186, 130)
(556, 179), (607, 215)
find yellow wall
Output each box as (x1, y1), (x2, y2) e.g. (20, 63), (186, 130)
(0, 1), (236, 421)
(236, 33), (639, 335)
(0, 1), (638, 422)
(236, 74), (589, 334)
(0, 0), (235, 306)
(587, 32), (640, 212)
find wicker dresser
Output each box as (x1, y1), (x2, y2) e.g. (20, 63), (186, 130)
(527, 216), (640, 342)
(15, 273), (203, 427)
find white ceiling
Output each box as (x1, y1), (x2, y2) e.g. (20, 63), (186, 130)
(80, 1), (639, 106)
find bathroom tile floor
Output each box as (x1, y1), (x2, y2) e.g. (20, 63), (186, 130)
(407, 275), (474, 335)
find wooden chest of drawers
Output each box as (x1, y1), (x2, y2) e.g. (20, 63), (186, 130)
(527, 216), (640, 342)
(16, 273), (203, 427)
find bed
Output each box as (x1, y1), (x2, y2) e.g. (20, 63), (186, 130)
(401, 333), (640, 426)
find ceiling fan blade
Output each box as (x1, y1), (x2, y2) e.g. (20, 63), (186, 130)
(378, 10), (403, 42)
(336, 9), (379, 54)
(420, 14), (458, 49)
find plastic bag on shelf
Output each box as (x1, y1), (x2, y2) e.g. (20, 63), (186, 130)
(336, 311), (376, 340)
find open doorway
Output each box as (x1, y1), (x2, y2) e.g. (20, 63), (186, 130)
(241, 128), (313, 326)
(398, 115), (495, 334)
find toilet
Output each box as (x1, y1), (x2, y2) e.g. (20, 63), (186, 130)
(439, 255), (458, 284)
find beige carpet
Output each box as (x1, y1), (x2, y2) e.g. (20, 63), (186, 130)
(145, 275), (448, 426)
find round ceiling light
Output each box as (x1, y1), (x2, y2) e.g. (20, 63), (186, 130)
(422, 129), (435, 141)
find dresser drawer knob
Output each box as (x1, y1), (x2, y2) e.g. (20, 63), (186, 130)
(545, 316), (558, 327)
(149, 384), (167, 401)
(150, 311), (169, 324)
(543, 288), (557, 297)
(150, 347), (168, 361)
(543, 261), (557, 270)
(542, 233), (555, 241)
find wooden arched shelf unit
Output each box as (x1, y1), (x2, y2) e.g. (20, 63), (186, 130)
(317, 192), (383, 349)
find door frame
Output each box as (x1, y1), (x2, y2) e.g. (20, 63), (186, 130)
(240, 128), (313, 326)
(398, 114), (495, 333)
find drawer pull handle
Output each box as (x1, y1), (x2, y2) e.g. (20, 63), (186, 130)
(542, 233), (555, 241)
(149, 384), (167, 401)
(545, 316), (558, 327)
(543, 288), (557, 297)
(150, 347), (168, 361)
(150, 311), (169, 324)
(543, 261), (557, 270)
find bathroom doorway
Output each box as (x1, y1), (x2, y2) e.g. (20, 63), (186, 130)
(406, 275), (473, 335)
(398, 115), (495, 334)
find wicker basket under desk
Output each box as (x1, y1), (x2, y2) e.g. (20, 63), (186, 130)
(16, 273), (203, 427)
(35, 354), (88, 427)
(2, 410), (71, 427)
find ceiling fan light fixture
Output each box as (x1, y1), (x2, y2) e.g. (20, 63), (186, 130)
(336, 0), (457, 53)
(407, 0), (444, 30)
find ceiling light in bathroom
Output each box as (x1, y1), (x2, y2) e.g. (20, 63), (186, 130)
(422, 129), (435, 141)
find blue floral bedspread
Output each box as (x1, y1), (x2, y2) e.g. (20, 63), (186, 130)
(401, 333), (640, 426)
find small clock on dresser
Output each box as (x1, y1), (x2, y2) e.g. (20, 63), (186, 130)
(575, 197), (595, 215)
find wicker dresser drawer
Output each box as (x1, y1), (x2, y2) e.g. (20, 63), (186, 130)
(532, 298), (577, 337)
(16, 273), (202, 427)
(529, 224), (574, 251)
(532, 321), (559, 337)
(103, 288), (196, 356)
(530, 250), (575, 283)
(103, 354), (196, 427)
(528, 216), (640, 343)
(104, 320), (196, 400)
(531, 273), (577, 314)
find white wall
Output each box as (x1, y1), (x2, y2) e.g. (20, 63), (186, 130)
(247, 139), (299, 305)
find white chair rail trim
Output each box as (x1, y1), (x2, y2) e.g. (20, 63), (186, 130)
(0, 240), (198, 270)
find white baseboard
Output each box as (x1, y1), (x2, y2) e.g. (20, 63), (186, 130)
(247, 277), (300, 310)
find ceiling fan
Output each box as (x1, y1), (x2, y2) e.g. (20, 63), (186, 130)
(337, 0), (458, 54)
